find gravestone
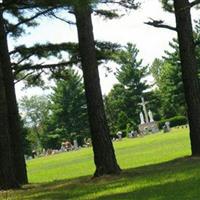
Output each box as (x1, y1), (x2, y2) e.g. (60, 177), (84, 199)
(73, 139), (79, 150)
(163, 121), (170, 133)
(117, 131), (123, 140)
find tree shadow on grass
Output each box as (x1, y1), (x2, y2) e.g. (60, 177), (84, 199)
(96, 177), (200, 200)
(7, 156), (200, 200)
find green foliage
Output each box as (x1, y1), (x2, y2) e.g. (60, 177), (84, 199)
(19, 95), (50, 151)
(160, 0), (174, 12)
(12, 41), (121, 87)
(105, 43), (149, 134)
(105, 84), (126, 133)
(19, 70), (89, 150)
(44, 69), (89, 149)
(20, 119), (32, 156)
(151, 56), (186, 118)
(5, 0), (140, 86)
(143, 90), (163, 121)
(2, 0), (141, 92)
(158, 116), (188, 129)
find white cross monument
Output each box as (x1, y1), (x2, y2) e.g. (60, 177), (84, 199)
(138, 97), (149, 124)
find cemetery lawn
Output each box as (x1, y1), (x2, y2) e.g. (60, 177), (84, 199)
(3, 127), (200, 200)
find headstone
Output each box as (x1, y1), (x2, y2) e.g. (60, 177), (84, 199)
(73, 139), (78, 150)
(164, 121), (170, 132)
(117, 131), (122, 140)
(128, 130), (137, 138)
(31, 150), (36, 159)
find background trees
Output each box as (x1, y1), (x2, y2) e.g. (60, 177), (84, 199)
(150, 56), (186, 118)
(44, 69), (89, 149)
(105, 43), (149, 134)
(19, 69), (89, 151)
(20, 95), (50, 151)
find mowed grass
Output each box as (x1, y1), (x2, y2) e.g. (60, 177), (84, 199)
(3, 127), (200, 200)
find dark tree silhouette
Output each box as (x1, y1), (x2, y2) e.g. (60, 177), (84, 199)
(146, 0), (200, 156)
(0, 10), (28, 185)
(74, 4), (121, 176)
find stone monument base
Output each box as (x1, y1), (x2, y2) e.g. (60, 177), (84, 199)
(138, 121), (159, 134)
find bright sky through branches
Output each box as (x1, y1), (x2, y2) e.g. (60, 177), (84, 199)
(13, 0), (198, 99)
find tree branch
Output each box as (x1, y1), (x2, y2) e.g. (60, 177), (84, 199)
(144, 19), (177, 32)
(11, 54), (33, 67)
(190, 0), (200, 7)
(14, 61), (76, 75)
(50, 13), (75, 25)
(14, 71), (35, 84)
(6, 7), (57, 34)
(99, 0), (140, 9)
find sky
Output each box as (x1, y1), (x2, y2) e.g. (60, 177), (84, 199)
(12, 0), (196, 99)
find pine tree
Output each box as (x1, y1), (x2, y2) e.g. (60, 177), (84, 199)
(174, 0), (200, 156)
(74, 3), (121, 176)
(0, 59), (19, 190)
(146, 0), (200, 156)
(0, 9), (27, 186)
(44, 69), (89, 148)
(105, 44), (148, 133)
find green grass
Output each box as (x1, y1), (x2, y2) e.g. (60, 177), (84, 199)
(2, 128), (200, 200)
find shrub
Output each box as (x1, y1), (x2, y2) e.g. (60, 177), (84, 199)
(158, 116), (188, 129)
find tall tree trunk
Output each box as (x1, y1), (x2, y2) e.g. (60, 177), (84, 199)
(74, 4), (121, 177)
(0, 11), (28, 184)
(0, 61), (19, 190)
(174, 0), (200, 155)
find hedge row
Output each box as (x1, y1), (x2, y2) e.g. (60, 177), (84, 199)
(158, 116), (188, 129)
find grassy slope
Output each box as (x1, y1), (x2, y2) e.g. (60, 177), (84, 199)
(2, 128), (200, 200)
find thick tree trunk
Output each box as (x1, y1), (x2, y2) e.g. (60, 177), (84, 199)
(0, 62), (19, 190)
(74, 5), (121, 177)
(0, 11), (28, 183)
(174, 0), (200, 155)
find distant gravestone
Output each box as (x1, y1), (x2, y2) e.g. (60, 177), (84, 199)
(165, 121), (170, 131)
(163, 121), (170, 133)
(73, 139), (79, 150)
(117, 131), (123, 140)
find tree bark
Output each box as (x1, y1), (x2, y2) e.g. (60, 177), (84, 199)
(0, 61), (19, 190)
(74, 4), (121, 177)
(0, 11), (28, 184)
(174, 0), (200, 155)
